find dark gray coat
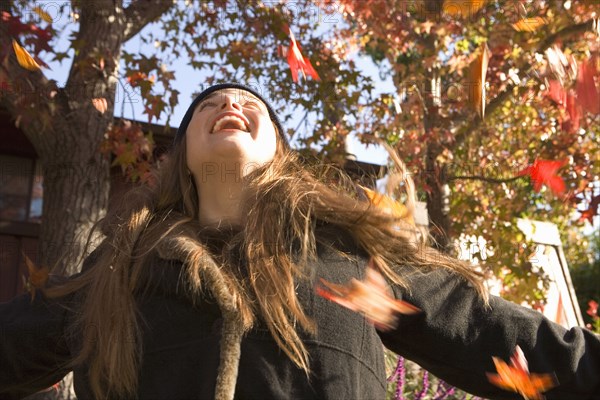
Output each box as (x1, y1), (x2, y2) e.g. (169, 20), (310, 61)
(1, 224), (599, 399)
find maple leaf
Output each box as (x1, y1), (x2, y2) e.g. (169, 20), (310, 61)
(284, 25), (320, 83)
(518, 159), (566, 195)
(21, 253), (49, 302)
(486, 346), (558, 400)
(12, 39), (41, 71)
(579, 195), (600, 223)
(316, 258), (420, 331)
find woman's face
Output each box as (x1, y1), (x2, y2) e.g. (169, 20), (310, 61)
(185, 88), (278, 178)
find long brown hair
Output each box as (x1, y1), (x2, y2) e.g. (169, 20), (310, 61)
(45, 129), (487, 399)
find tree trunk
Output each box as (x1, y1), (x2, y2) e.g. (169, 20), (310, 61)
(34, 0), (127, 274)
(421, 0), (451, 252)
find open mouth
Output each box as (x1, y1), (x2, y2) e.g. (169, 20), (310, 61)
(211, 114), (250, 133)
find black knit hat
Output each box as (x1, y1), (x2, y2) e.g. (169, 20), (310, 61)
(175, 83), (288, 147)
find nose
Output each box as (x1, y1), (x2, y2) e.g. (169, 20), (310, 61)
(220, 94), (243, 112)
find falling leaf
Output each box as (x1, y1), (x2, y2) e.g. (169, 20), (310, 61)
(512, 17), (547, 32)
(587, 300), (599, 320)
(360, 185), (414, 224)
(12, 40), (41, 71)
(22, 253), (49, 302)
(519, 159), (566, 195)
(486, 346), (558, 400)
(443, 0), (487, 18)
(564, 92), (581, 132)
(316, 258), (420, 331)
(32, 6), (53, 23)
(284, 25), (320, 83)
(546, 80), (567, 107)
(579, 195), (600, 224)
(469, 43), (491, 118)
(92, 98), (108, 114)
(576, 56), (600, 115)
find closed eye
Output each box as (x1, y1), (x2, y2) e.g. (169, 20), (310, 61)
(244, 101), (267, 113)
(198, 101), (216, 111)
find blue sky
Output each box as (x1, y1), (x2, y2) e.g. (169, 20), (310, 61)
(41, 9), (392, 165)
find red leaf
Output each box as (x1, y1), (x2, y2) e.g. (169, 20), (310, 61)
(316, 258), (420, 331)
(284, 26), (320, 83)
(579, 195), (600, 224)
(564, 91), (581, 132)
(546, 80), (566, 108)
(519, 159), (566, 195)
(576, 56), (600, 115)
(486, 346), (558, 400)
(587, 300), (599, 320)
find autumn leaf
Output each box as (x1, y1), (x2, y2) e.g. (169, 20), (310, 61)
(564, 92), (581, 132)
(360, 185), (414, 224)
(284, 25), (320, 83)
(12, 40), (41, 71)
(519, 159), (566, 195)
(546, 80), (567, 107)
(92, 98), (108, 114)
(32, 6), (53, 23)
(576, 56), (600, 115)
(22, 253), (49, 302)
(587, 300), (599, 320)
(512, 17), (547, 32)
(469, 43), (491, 118)
(316, 258), (420, 331)
(443, 0), (487, 18)
(486, 346), (558, 400)
(578, 195), (600, 224)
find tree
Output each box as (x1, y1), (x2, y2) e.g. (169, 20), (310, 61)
(305, 0), (599, 303)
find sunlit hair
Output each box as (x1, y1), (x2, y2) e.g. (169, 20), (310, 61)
(44, 125), (488, 399)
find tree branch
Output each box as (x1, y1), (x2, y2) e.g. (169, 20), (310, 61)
(0, 13), (55, 152)
(454, 18), (596, 147)
(123, 0), (174, 42)
(447, 174), (523, 184)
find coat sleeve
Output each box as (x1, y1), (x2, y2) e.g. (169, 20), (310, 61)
(0, 245), (104, 399)
(377, 265), (600, 400)
(0, 291), (73, 399)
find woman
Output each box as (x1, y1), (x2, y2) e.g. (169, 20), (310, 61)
(1, 83), (599, 400)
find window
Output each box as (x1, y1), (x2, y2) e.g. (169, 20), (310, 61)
(0, 154), (43, 223)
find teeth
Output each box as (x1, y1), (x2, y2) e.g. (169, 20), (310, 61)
(212, 115), (248, 132)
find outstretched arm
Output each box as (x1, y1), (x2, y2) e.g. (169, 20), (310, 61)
(0, 290), (73, 399)
(378, 266), (600, 399)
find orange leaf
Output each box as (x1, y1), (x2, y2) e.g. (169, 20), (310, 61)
(32, 6), (53, 23)
(443, 0), (487, 18)
(512, 17), (547, 32)
(22, 253), (49, 302)
(487, 346), (558, 400)
(469, 43), (491, 118)
(316, 258), (420, 331)
(361, 186), (414, 224)
(12, 40), (41, 71)
(92, 98), (108, 114)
